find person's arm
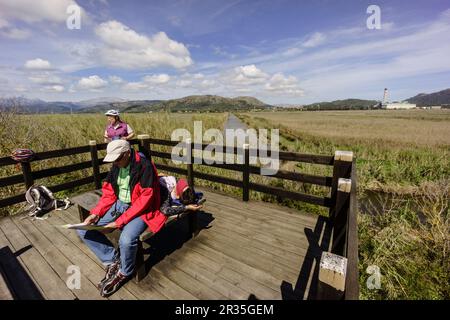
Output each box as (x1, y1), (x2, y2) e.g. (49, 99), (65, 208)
(160, 194), (186, 216)
(122, 124), (135, 140)
(104, 130), (111, 143)
(113, 186), (154, 228)
(90, 181), (117, 218)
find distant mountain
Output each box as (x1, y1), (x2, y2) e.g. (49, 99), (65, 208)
(0, 97), (80, 113)
(124, 95), (273, 112)
(77, 97), (126, 108)
(406, 88), (450, 106)
(304, 98), (378, 110)
(77, 100), (162, 113)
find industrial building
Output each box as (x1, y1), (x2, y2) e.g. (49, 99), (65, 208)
(381, 88), (416, 109)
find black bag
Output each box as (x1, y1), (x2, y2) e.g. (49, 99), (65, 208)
(25, 185), (71, 218)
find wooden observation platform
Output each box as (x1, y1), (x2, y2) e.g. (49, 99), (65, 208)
(0, 136), (358, 300)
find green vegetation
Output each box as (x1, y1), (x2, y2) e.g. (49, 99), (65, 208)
(406, 88), (450, 107)
(123, 95), (272, 113)
(303, 98), (379, 110)
(1, 107), (448, 299)
(238, 110), (449, 299)
(0, 112), (233, 216)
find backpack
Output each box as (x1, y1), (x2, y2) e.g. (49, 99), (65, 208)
(25, 185), (71, 218)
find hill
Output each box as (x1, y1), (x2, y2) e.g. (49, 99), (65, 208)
(406, 88), (450, 106)
(123, 95), (272, 112)
(77, 100), (162, 113)
(303, 98), (378, 110)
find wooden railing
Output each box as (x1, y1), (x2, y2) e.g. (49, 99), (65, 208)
(0, 134), (358, 299)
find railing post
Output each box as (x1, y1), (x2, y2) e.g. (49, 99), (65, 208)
(329, 150), (353, 219)
(331, 178), (352, 256)
(317, 251), (347, 300)
(186, 138), (194, 188)
(137, 134), (151, 161)
(89, 140), (101, 190)
(21, 162), (34, 190)
(242, 144), (250, 202)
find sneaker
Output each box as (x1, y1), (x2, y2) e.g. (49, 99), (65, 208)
(100, 271), (129, 297)
(97, 259), (120, 290)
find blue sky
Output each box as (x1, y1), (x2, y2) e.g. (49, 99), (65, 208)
(0, 0), (449, 104)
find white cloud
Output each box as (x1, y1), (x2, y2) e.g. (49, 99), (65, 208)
(122, 81), (147, 91)
(0, 27), (30, 39)
(15, 85), (27, 92)
(265, 73), (304, 96)
(108, 75), (124, 84)
(0, 0), (86, 24)
(228, 64), (269, 85)
(193, 73), (204, 79)
(282, 47), (303, 57)
(200, 79), (216, 88)
(176, 79), (192, 87)
(142, 73), (170, 84)
(24, 58), (51, 70)
(302, 32), (326, 48)
(77, 75), (108, 90)
(28, 73), (62, 85)
(46, 85), (64, 92)
(94, 20), (192, 70)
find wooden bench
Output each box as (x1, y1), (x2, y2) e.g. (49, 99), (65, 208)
(72, 190), (198, 282)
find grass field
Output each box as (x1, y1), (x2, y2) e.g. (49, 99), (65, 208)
(0, 109), (448, 299)
(0, 112), (237, 215)
(238, 110), (449, 300)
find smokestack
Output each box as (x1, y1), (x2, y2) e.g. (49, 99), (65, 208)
(383, 88), (389, 104)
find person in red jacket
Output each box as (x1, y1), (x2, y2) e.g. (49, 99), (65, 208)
(77, 139), (167, 297)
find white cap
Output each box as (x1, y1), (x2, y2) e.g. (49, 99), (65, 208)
(105, 109), (120, 116)
(104, 140), (130, 162)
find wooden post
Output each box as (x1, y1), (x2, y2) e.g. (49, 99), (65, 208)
(329, 150), (353, 219)
(137, 134), (151, 161)
(21, 162), (34, 190)
(242, 143), (250, 202)
(331, 178), (352, 256)
(89, 140), (101, 190)
(186, 138), (194, 188)
(317, 251), (347, 300)
(345, 158), (359, 300)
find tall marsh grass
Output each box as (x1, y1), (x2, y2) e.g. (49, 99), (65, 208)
(238, 110), (450, 299)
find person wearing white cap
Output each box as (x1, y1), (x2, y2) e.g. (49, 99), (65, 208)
(103, 109), (134, 143)
(77, 139), (167, 297)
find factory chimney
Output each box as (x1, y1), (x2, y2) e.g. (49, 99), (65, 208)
(383, 88), (390, 104)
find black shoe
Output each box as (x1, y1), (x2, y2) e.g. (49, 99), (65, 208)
(97, 259), (120, 290)
(100, 271), (129, 297)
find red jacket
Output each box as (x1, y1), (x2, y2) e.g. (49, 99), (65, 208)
(90, 150), (167, 233)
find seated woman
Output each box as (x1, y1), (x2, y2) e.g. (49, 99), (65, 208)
(159, 176), (204, 216)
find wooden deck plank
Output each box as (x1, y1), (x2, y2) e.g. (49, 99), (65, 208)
(202, 203), (320, 254)
(0, 269), (13, 300)
(182, 239), (295, 297)
(0, 217), (75, 299)
(28, 214), (137, 300)
(12, 215), (101, 300)
(198, 216), (307, 272)
(205, 194), (319, 230)
(151, 257), (226, 299)
(162, 250), (251, 299)
(199, 188), (320, 224)
(0, 229), (26, 300)
(141, 268), (198, 300)
(193, 224), (301, 279)
(48, 208), (169, 300)
(0, 186), (322, 300)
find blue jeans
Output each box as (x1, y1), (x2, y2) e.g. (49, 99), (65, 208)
(77, 199), (148, 276)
